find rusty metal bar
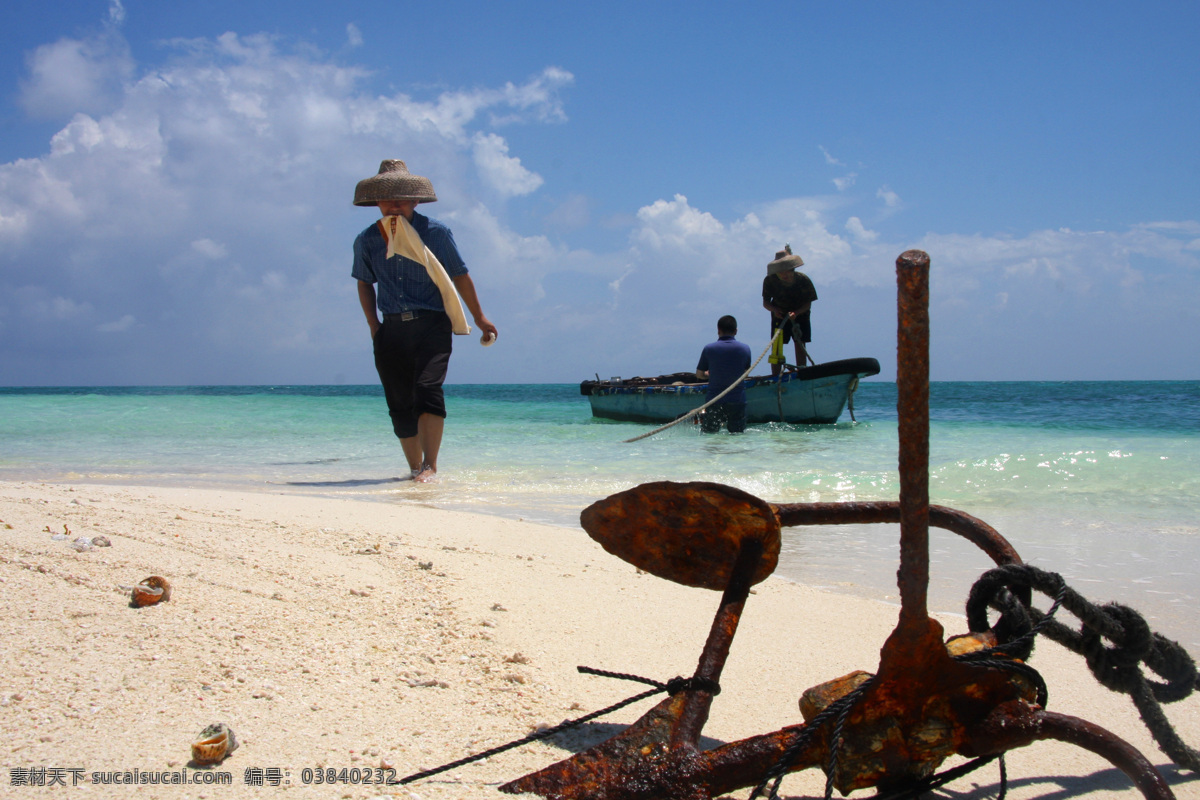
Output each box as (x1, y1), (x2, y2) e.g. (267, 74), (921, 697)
(1035, 712), (1177, 800)
(771, 502), (1023, 568)
(671, 537), (764, 750)
(896, 249), (931, 626)
(964, 705), (1177, 800)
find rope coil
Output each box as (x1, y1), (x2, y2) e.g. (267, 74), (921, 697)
(967, 563), (1200, 771)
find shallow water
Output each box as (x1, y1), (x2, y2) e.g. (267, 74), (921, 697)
(2, 381), (1197, 651)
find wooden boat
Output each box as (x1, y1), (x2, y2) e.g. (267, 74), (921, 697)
(580, 357), (881, 425)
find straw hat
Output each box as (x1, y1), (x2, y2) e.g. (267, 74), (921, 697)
(353, 160), (438, 206)
(767, 249), (804, 275)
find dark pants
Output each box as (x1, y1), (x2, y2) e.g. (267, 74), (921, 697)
(700, 402), (747, 433)
(770, 313), (811, 344)
(372, 312), (452, 440)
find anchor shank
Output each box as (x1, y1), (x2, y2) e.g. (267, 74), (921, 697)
(671, 537), (763, 750)
(896, 249), (931, 625)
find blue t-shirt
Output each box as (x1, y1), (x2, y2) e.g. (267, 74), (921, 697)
(697, 335), (752, 402)
(351, 211), (468, 315)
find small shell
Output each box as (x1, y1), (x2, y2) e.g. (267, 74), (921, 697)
(131, 576), (171, 607)
(92, 535), (112, 547)
(191, 722), (238, 765)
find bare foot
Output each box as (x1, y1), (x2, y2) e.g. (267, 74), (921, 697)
(413, 465), (438, 483)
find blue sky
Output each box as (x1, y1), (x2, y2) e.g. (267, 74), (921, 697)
(1, 0), (1197, 384)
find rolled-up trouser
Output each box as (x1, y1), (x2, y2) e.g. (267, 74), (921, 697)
(372, 311), (453, 440)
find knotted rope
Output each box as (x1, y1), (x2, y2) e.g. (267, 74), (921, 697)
(967, 563), (1200, 771)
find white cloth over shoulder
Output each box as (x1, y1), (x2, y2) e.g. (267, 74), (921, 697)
(379, 215), (471, 335)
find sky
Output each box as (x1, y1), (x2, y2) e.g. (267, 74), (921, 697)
(0, 0), (1197, 385)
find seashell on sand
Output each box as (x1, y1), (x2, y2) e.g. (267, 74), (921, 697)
(131, 576), (171, 607)
(191, 722), (238, 765)
(92, 535), (112, 547)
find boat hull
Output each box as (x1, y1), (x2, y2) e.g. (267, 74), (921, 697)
(581, 358), (881, 425)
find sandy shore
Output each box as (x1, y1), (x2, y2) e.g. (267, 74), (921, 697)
(1, 480), (1196, 799)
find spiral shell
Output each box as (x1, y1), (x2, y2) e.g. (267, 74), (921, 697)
(131, 576), (171, 607)
(191, 722), (238, 765)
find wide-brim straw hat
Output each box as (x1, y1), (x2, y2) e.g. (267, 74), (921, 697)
(767, 249), (804, 275)
(353, 160), (437, 206)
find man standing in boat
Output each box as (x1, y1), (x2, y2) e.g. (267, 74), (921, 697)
(351, 159), (498, 482)
(762, 245), (817, 376)
(695, 315), (752, 433)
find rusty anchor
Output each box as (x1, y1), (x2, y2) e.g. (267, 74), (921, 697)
(500, 251), (1181, 800)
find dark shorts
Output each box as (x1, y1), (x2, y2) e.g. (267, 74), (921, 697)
(372, 312), (453, 439)
(700, 402), (747, 434)
(770, 314), (811, 344)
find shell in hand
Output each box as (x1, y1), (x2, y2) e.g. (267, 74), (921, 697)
(131, 576), (171, 607)
(191, 722), (238, 765)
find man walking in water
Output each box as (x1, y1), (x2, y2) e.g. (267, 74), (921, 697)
(696, 315), (752, 433)
(351, 160), (498, 482)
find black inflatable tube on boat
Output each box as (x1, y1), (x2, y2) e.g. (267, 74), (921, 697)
(790, 357), (881, 382)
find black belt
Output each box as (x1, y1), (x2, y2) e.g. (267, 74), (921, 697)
(384, 310), (426, 322)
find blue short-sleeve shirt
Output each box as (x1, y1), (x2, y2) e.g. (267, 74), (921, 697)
(697, 335), (752, 403)
(351, 211), (468, 315)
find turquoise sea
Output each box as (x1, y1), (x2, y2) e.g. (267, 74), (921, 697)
(2, 381), (1198, 652)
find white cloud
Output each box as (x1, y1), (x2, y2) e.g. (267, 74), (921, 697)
(345, 23), (363, 49)
(19, 25), (134, 119)
(845, 216), (877, 242)
(191, 239), (228, 259)
(633, 194), (725, 251)
(877, 186), (901, 208)
(819, 145), (844, 167)
(471, 133), (544, 197)
(97, 314), (135, 332)
(833, 173), (857, 191)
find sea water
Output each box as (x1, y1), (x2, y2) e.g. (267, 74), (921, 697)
(1, 382), (1197, 651)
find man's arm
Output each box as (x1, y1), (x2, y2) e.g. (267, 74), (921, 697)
(357, 280), (381, 339)
(763, 299), (788, 319)
(451, 274), (498, 340)
(764, 299), (807, 319)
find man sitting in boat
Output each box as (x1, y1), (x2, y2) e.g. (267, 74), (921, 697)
(762, 245), (817, 376)
(695, 315), (752, 433)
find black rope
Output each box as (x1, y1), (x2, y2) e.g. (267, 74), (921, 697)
(747, 676), (878, 800)
(576, 665), (721, 696)
(967, 563), (1200, 772)
(395, 666), (718, 785)
(822, 680), (865, 800)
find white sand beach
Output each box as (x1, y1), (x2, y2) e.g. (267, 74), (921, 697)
(1, 480), (1196, 799)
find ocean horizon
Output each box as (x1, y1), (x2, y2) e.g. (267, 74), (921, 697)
(2, 380), (1197, 653)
